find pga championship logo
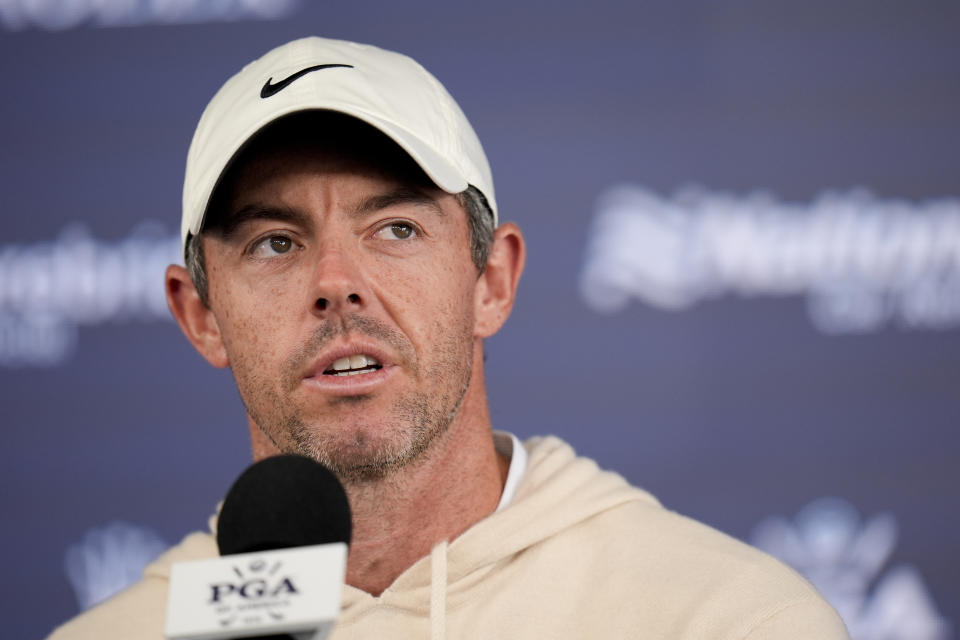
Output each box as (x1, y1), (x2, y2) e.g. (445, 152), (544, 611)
(209, 557), (300, 626)
(164, 542), (345, 638)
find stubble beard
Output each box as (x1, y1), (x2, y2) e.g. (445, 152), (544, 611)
(235, 313), (474, 484)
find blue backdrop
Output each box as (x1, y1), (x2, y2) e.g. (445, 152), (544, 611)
(1, 2), (957, 638)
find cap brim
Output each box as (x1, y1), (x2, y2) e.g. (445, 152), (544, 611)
(188, 104), (470, 243)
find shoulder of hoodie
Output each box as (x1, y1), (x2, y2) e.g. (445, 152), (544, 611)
(45, 531), (217, 640)
(518, 435), (849, 639)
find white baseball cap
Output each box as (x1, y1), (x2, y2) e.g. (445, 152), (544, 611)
(182, 36), (497, 254)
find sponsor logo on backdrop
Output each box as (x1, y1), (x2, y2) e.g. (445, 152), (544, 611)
(751, 497), (951, 640)
(0, 222), (179, 368)
(64, 521), (169, 611)
(0, 0), (298, 31)
(580, 185), (960, 334)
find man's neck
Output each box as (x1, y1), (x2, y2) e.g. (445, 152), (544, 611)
(342, 413), (508, 595)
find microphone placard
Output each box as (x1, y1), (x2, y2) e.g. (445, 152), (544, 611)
(165, 542), (347, 640)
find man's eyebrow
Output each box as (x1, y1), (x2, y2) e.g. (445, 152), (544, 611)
(214, 205), (312, 239)
(353, 187), (446, 218)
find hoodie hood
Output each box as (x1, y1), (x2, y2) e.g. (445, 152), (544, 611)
(338, 436), (659, 618)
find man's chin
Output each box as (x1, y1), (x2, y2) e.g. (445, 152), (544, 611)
(290, 428), (434, 483)
(280, 390), (459, 482)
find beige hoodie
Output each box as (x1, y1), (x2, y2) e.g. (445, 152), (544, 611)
(49, 436), (848, 639)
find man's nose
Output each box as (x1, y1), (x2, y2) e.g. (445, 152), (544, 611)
(309, 246), (368, 315)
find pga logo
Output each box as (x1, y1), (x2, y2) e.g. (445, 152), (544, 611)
(166, 544), (347, 638)
(208, 558), (300, 625)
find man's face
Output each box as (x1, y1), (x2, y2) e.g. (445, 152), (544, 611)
(200, 138), (482, 481)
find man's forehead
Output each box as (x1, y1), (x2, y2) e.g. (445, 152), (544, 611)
(234, 140), (432, 189)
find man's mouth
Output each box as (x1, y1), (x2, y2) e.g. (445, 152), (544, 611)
(323, 354), (383, 377)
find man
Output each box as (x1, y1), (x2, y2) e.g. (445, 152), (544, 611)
(50, 37), (848, 639)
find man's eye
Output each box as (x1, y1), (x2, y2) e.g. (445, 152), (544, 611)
(269, 236), (293, 252)
(376, 222), (417, 240)
(252, 235), (294, 257)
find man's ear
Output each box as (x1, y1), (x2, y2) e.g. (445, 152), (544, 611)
(474, 222), (526, 338)
(165, 264), (229, 368)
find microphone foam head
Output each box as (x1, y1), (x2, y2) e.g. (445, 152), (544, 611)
(217, 454), (352, 555)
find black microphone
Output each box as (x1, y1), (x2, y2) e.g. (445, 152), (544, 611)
(218, 454), (352, 555)
(166, 455), (352, 640)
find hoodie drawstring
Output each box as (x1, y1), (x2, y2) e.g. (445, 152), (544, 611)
(430, 540), (448, 640)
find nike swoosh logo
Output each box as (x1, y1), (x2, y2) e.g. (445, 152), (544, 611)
(260, 64), (354, 98)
